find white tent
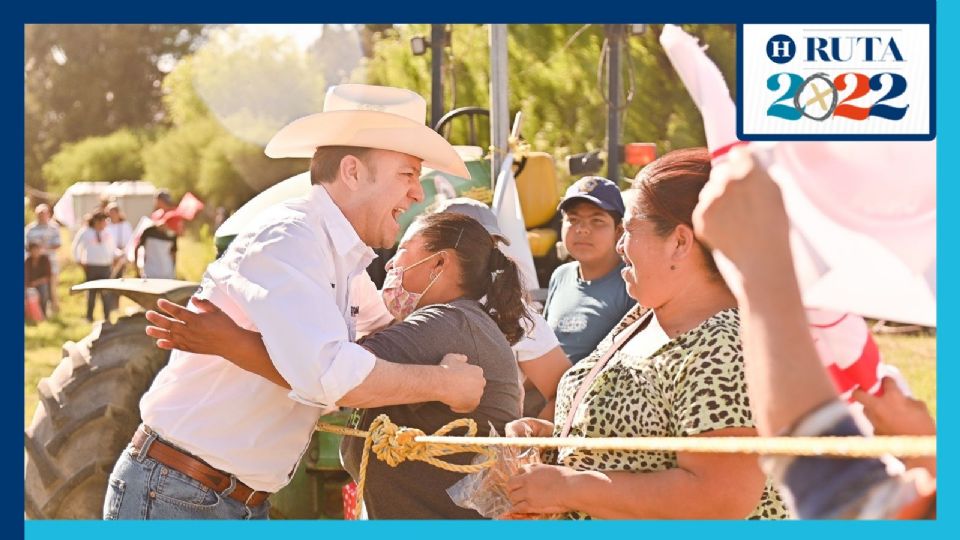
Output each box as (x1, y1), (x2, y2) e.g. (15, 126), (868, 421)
(53, 181), (158, 230)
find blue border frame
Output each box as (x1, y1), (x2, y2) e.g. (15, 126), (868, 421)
(15, 0), (952, 538)
(737, 23), (937, 141)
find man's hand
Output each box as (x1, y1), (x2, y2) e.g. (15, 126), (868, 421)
(505, 417), (555, 438)
(692, 146), (792, 278)
(852, 377), (936, 436)
(145, 297), (246, 357)
(438, 353), (486, 413)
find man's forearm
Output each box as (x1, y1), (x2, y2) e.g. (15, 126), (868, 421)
(214, 331), (456, 409)
(337, 358), (452, 408)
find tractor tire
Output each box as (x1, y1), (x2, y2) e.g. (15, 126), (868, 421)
(24, 314), (169, 519)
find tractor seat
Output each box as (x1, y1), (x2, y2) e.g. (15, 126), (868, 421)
(527, 228), (558, 258)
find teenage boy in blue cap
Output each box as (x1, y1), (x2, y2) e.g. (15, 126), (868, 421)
(543, 176), (636, 364)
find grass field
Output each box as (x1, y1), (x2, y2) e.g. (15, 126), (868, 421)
(24, 229), (216, 427)
(23, 229), (938, 428)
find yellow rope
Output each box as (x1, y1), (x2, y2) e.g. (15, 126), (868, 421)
(317, 416), (935, 518)
(414, 435), (936, 458)
(316, 415), (496, 519)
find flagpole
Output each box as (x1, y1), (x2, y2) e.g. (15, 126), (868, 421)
(605, 24), (623, 184)
(489, 24), (509, 189)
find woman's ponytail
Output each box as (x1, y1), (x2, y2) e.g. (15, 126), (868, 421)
(483, 248), (531, 345)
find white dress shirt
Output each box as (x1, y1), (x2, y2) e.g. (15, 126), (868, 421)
(351, 271), (396, 337)
(140, 185), (378, 492)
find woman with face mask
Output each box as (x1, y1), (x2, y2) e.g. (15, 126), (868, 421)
(145, 211), (528, 519)
(337, 211), (529, 518)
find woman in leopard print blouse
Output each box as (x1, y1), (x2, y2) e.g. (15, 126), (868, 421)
(503, 148), (789, 520)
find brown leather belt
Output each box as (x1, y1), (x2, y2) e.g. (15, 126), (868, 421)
(131, 425), (271, 507)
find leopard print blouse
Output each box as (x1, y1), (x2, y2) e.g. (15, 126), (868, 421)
(551, 305), (790, 520)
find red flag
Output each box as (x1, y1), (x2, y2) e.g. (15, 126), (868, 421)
(176, 192), (205, 220)
(150, 192), (206, 236)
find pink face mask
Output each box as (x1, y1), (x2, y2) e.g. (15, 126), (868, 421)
(380, 252), (444, 321)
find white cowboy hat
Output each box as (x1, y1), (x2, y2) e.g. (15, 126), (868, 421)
(265, 84), (470, 179)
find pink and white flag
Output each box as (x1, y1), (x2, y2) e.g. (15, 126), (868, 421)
(660, 24), (936, 327)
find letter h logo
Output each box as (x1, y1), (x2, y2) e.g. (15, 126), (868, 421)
(766, 34), (796, 64)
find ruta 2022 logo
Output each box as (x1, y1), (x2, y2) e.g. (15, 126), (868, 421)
(765, 33), (906, 122)
(740, 24), (932, 140)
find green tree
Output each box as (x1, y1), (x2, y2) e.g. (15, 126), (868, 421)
(41, 129), (149, 194)
(143, 28), (315, 209)
(25, 24), (204, 189)
(360, 24), (737, 183)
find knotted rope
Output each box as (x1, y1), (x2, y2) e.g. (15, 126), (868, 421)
(316, 414), (496, 519)
(317, 416), (935, 518)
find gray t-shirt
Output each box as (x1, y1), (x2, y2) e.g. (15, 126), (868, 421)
(544, 261), (636, 364)
(341, 298), (521, 519)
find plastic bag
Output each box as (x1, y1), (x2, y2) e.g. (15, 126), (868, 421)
(446, 426), (560, 519)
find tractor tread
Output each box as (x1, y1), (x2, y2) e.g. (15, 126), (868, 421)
(24, 313), (171, 519)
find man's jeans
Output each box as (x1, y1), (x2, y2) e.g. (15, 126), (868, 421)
(103, 430), (270, 520)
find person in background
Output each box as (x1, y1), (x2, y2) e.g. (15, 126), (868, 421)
(25, 241), (52, 316)
(543, 177), (635, 364)
(103, 202), (134, 312)
(72, 211), (121, 322)
(136, 216), (178, 279)
(214, 206), (229, 232)
(105, 202), (133, 254)
(24, 203), (62, 313)
(154, 189), (177, 213)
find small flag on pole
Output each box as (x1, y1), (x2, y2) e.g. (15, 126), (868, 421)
(492, 154), (540, 291)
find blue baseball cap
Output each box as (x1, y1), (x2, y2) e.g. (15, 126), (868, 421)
(558, 176), (625, 218)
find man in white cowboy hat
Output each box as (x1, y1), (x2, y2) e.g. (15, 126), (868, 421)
(104, 84), (486, 520)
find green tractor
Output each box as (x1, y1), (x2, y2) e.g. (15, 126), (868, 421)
(22, 117), (567, 520)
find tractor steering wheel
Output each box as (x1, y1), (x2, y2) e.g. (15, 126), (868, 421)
(434, 107), (490, 147)
(434, 106), (527, 177)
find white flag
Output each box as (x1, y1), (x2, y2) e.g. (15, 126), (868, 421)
(492, 155), (540, 291)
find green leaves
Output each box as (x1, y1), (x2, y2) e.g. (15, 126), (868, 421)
(25, 24), (204, 190)
(360, 24), (737, 186)
(41, 129), (148, 194)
